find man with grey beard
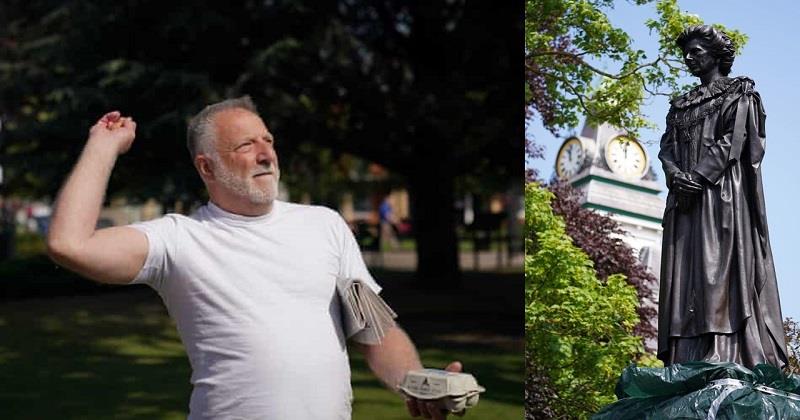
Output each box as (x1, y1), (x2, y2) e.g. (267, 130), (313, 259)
(46, 97), (460, 420)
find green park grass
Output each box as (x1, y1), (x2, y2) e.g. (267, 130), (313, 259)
(0, 276), (522, 419)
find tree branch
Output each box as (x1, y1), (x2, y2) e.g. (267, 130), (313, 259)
(637, 74), (671, 97)
(528, 50), (666, 81)
(662, 57), (686, 72)
(532, 68), (597, 119)
(529, 49), (591, 58)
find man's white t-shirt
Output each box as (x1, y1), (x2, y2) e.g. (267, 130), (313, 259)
(130, 200), (381, 420)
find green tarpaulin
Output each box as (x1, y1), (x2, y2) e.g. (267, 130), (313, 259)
(593, 362), (800, 420)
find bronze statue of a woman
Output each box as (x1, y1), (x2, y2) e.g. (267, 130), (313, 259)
(658, 25), (788, 369)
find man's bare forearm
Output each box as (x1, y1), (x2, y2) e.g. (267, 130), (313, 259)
(47, 137), (119, 256)
(359, 326), (424, 391)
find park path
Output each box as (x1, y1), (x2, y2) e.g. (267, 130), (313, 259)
(364, 249), (524, 273)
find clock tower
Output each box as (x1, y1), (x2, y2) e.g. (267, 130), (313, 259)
(555, 122), (665, 275)
(555, 122), (665, 347)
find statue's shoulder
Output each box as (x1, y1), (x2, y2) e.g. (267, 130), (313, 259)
(730, 75), (757, 93)
(670, 76), (753, 110)
(721, 77), (762, 109)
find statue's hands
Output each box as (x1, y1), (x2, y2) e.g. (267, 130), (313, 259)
(88, 111), (137, 156)
(673, 171), (703, 212)
(672, 171), (703, 195)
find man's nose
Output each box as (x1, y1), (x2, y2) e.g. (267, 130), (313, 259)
(255, 141), (275, 163)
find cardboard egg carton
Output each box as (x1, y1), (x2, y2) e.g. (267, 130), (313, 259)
(399, 369), (486, 414)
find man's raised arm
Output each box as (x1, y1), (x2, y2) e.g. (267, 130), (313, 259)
(46, 111), (149, 284)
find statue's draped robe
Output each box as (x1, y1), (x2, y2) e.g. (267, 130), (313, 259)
(658, 76), (788, 369)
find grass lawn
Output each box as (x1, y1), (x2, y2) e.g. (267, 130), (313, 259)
(0, 287), (521, 419)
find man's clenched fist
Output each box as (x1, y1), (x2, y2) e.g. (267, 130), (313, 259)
(88, 111), (137, 155)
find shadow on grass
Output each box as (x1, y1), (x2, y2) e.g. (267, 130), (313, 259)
(0, 264), (522, 419)
(0, 290), (190, 420)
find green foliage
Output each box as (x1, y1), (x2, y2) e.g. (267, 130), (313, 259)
(526, 0), (747, 137)
(646, 0), (748, 60)
(642, 0), (748, 95)
(0, 1), (520, 199)
(525, 183), (643, 417)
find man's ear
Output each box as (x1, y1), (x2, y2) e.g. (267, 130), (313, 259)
(195, 154), (215, 182)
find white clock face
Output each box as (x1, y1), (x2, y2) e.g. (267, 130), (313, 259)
(605, 136), (647, 179)
(555, 138), (585, 179)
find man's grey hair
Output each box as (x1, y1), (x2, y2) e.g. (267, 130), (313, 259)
(186, 96), (259, 159)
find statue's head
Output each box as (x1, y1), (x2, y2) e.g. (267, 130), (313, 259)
(676, 25), (735, 77)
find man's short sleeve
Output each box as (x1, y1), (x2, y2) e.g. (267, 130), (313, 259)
(333, 212), (381, 294)
(128, 216), (177, 290)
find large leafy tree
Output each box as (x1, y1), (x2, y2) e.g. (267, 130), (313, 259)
(0, 0), (522, 285)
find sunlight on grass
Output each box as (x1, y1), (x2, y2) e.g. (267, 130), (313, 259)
(0, 287), (521, 419)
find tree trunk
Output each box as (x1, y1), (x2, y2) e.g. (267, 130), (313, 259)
(408, 168), (461, 289)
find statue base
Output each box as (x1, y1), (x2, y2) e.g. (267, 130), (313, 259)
(593, 362), (800, 419)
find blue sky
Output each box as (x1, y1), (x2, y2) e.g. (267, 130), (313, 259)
(527, 1), (800, 320)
